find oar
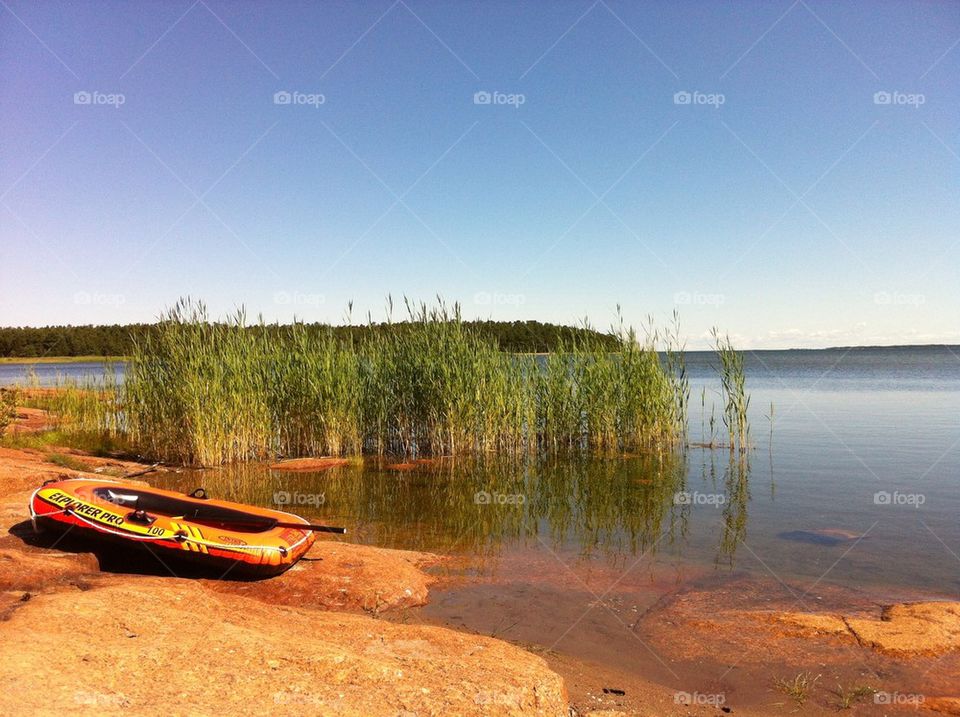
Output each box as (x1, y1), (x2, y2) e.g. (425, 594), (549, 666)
(123, 463), (160, 479)
(271, 520), (346, 534)
(172, 514), (346, 534)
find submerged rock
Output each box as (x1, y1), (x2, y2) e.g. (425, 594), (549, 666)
(777, 528), (865, 546)
(269, 457), (350, 471)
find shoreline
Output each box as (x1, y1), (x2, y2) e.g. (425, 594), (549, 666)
(412, 552), (960, 714)
(2, 343), (960, 364)
(0, 355), (127, 364)
(1, 409), (958, 715)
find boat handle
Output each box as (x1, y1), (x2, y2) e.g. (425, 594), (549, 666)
(125, 509), (157, 526)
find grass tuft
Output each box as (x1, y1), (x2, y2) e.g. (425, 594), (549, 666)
(45, 452), (95, 473)
(774, 671), (821, 707)
(832, 684), (876, 710)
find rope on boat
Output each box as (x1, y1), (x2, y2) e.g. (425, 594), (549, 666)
(171, 532), (290, 555)
(57, 509), (170, 541)
(29, 504), (72, 532)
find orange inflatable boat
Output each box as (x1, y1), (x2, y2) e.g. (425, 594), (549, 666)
(30, 478), (344, 578)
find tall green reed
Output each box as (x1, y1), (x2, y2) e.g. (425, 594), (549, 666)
(44, 298), (701, 465)
(0, 387), (17, 437)
(711, 327), (750, 452)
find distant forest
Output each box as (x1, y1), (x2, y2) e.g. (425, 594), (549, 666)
(0, 321), (620, 358)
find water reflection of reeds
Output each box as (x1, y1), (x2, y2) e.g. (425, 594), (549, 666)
(151, 451), (751, 571)
(719, 453), (751, 565)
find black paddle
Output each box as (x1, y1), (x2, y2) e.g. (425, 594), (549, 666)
(175, 488), (347, 534)
(177, 516), (347, 534)
(270, 520), (346, 534)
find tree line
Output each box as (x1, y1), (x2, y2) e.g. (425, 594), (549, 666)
(0, 320), (619, 358)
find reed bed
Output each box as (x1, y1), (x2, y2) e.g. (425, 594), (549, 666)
(40, 298), (705, 465)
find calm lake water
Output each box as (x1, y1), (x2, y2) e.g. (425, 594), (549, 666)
(5, 347), (959, 594)
(0, 360), (124, 387)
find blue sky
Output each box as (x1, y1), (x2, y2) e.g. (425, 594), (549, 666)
(2, 0), (958, 348)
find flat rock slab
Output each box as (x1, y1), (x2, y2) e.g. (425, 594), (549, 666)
(768, 611), (851, 637)
(850, 602), (960, 655)
(208, 540), (444, 613)
(776, 602), (960, 656)
(0, 578), (568, 716)
(0, 547), (99, 593)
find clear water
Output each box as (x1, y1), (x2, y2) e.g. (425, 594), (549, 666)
(130, 345), (960, 596)
(0, 360), (126, 387)
(4, 347), (957, 593)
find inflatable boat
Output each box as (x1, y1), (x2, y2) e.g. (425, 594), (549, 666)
(30, 478), (344, 578)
